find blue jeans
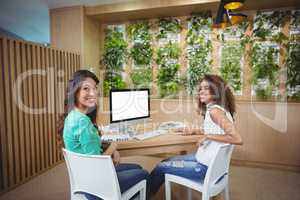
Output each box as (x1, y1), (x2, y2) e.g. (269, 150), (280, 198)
(84, 163), (149, 200)
(147, 153), (208, 197)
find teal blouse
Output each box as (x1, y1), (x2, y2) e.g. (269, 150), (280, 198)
(63, 109), (103, 155)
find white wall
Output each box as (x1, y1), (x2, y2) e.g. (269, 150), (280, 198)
(0, 0), (50, 44)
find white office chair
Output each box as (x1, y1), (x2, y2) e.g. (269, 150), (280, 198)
(165, 145), (234, 200)
(62, 148), (146, 200)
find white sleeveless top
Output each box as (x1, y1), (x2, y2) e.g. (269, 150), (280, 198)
(195, 104), (234, 166)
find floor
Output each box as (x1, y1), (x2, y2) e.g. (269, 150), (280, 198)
(0, 156), (300, 200)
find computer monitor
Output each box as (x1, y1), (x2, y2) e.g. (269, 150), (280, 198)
(110, 89), (150, 128)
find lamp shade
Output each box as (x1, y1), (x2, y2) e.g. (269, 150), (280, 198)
(213, 0), (247, 29)
(229, 12), (247, 24)
(223, 0), (244, 10)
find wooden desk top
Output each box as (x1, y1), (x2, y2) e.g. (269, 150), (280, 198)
(117, 132), (203, 156)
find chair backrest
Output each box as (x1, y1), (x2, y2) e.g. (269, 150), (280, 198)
(203, 144), (234, 189)
(62, 148), (122, 200)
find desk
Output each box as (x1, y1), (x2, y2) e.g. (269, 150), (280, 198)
(117, 133), (203, 157)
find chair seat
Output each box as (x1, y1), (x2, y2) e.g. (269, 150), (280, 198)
(166, 174), (228, 198)
(121, 180), (146, 200)
(165, 145), (233, 200)
(62, 149), (147, 200)
(166, 174), (204, 192)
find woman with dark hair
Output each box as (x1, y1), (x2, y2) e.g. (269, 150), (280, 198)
(148, 74), (243, 197)
(58, 70), (148, 200)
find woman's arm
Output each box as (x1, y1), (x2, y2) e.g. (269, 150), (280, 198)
(201, 108), (243, 145)
(103, 142), (120, 165)
(103, 142), (118, 156)
(176, 127), (203, 135)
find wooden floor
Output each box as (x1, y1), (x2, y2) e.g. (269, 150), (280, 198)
(1, 156), (300, 200)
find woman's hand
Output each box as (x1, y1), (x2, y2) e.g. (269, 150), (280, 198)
(182, 128), (195, 135)
(197, 136), (207, 146)
(109, 142), (118, 152)
(103, 142), (118, 156)
(112, 150), (120, 166)
(175, 128), (203, 136)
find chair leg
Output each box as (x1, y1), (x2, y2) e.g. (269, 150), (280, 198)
(140, 186), (146, 200)
(165, 179), (171, 200)
(202, 192), (210, 200)
(187, 188), (192, 200)
(72, 193), (86, 200)
(224, 185), (229, 200)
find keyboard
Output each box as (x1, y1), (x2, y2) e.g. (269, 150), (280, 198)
(158, 121), (186, 130)
(101, 134), (131, 142)
(134, 129), (167, 140)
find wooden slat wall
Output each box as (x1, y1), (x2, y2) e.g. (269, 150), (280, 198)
(0, 36), (81, 193)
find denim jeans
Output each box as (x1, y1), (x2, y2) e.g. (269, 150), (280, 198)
(147, 153), (207, 197)
(83, 163), (149, 200)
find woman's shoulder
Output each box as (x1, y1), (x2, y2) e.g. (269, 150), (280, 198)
(65, 109), (90, 126)
(207, 104), (227, 113)
(207, 104), (233, 122)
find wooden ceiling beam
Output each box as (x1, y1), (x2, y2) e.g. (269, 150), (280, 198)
(84, 0), (299, 23)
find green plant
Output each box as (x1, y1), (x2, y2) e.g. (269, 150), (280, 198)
(250, 42), (280, 99)
(156, 41), (181, 63)
(127, 21), (153, 88)
(157, 18), (182, 39)
(219, 20), (250, 43)
(220, 42), (243, 93)
(253, 11), (290, 42)
(103, 74), (127, 96)
(248, 10), (292, 100)
(156, 42), (181, 97)
(101, 28), (128, 96)
(286, 41), (300, 99)
(286, 10), (300, 100)
(157, 64), (181, 97)
(187, 11), (212, 32)
(130, 67), (153, 88)
(127, 22), (153, 66)
(102, 29), (128, 70)
(130, 42), (153, 66)
(290, 10), (300, 38)
(127, 22), (151, 42)
(185, 12), (212, 95)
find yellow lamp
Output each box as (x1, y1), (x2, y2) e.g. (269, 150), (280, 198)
(229, 13), (247, 25)
(224, 1), (244, 10)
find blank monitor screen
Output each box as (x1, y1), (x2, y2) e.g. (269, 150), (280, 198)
(110, 89), (150, 123)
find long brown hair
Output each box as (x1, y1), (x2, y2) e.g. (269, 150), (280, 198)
(57, 70), (100, 148)
(197, 74), (236, 118)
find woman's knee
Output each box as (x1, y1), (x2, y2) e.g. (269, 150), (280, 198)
(115, 163), (143, 172)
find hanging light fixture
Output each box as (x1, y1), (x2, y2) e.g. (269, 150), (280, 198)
(213, 1), (231, 28)
(223, 0), (244, 10)
(213, 0), (247, 28)
(228, 12), (247, 25)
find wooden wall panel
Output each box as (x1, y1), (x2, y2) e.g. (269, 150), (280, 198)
(21, 42), (31, 179)
(0, 37), (8, 190)
(50, 6), (83, 54)
(0, 36), (81, 194)
(50, 7), (101, 78)
(3, 38), (15, 187)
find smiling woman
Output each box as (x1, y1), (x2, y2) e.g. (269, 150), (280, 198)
(147, 74), (242, 198)
(57, 69), (149, 200)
